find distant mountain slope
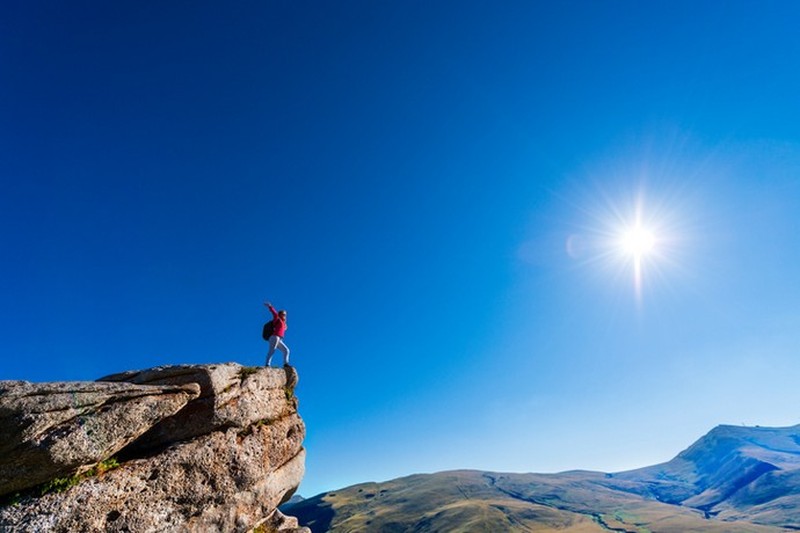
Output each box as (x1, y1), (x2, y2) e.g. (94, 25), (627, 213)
(610, 424), (800, 522)
(289, 424), (800, 532)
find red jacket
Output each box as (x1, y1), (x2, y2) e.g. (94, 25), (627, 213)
(268, 304), (287, 338)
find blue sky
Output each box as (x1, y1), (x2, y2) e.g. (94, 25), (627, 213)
(3, 1), (800, 497)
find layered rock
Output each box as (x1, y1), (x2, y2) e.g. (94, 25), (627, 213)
(0, 379), (199, 496)
(0, 363), (307, 533)
(98, 364), (298, 455)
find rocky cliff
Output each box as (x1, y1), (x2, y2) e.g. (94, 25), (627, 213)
(0, 363), (309, 533)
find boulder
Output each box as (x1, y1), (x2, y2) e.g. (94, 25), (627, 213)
(0, 379), (199, 496)
(99, 363), (297, 454)
(0, 416), (305, 532)
(0, 364), (307, 533)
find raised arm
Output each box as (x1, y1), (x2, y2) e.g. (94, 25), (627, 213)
(264, 301), (279, 320)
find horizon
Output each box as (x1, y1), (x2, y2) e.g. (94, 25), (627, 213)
(3, 1), (800, 498)
(293, 419), (800, 497)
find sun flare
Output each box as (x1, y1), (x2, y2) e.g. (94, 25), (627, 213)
(616, 223), (658, 301)
(620, 226), (656, 258)
(564, 183), (687, 304)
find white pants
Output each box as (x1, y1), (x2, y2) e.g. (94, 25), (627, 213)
(266, 335), (290, 366)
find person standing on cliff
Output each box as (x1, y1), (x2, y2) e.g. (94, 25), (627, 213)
(264, 301), (290, 367)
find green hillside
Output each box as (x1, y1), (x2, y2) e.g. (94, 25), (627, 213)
(289, 424), (800, 532)
(290, 470), (785, 532)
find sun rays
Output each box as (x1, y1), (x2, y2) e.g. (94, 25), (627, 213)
(565, 183), (687, 304)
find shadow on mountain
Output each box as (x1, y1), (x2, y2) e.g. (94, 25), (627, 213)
(286, 493), (335, 533)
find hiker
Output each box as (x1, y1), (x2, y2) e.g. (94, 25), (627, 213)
(264, 301), (290, 367)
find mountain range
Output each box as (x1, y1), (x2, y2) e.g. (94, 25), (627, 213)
(288, 423), (800, 532)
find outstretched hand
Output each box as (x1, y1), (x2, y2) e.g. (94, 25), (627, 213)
(264, 301), (271, 308)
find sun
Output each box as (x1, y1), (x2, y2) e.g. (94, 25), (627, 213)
(620, 226), (656, 258)
(564, 185), (682, 303)
(560, 175), (693, 306)
(612, 220), (661, 302)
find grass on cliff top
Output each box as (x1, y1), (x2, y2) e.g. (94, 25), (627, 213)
(238, 366), (260, 379)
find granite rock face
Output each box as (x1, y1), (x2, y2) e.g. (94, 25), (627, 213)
(0, 379), (199, 496)
(98, 364), (298, 455)
(0, 363), (306, 533)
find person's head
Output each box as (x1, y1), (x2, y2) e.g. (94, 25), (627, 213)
(279, 310), (287, 319)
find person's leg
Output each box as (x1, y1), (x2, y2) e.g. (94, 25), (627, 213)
(277, 338), (290, 366)
(266, 335), (279, 366)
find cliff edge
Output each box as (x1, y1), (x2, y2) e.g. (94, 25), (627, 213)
(0, 363), (308, 533)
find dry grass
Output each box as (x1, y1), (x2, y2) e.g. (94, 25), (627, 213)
(289, 470), (786, 532)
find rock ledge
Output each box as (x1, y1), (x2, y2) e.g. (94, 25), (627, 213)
(0, 363), (307, 533)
